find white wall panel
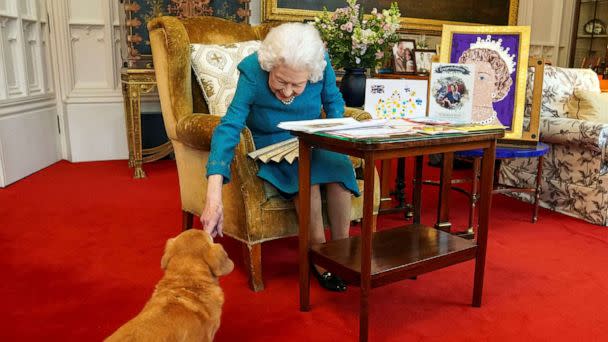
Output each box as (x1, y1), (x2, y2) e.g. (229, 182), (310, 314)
(69, 24), (109, 89)
(0, 103), (60, 186)
(519, 0), (575, 67)
(0, 0), (58, 187)
(65, 102), (127, 162)
(69, 0), (104, 24)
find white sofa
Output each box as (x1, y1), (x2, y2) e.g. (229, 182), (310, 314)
(500, 66), (608, 225)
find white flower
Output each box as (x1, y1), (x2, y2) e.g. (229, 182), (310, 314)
(355, 57), (361, 64)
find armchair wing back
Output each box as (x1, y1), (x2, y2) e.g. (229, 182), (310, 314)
(148, 16), (379, 291)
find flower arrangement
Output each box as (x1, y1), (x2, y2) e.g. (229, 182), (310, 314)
(314, 0), (401, 70)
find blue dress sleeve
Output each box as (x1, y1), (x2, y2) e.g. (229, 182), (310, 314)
(320, 53), (346, 119)
(206, 61), (257, 184)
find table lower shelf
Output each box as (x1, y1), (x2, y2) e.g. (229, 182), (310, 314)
(310, 224), (478, 288)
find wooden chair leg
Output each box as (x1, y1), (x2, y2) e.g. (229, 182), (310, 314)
(182, 210), (193, 231)
(242, 243), (264, 292)
(532, 155), (544, 223)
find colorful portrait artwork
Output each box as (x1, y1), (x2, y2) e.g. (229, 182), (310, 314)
(363, 79), (428, 119)
(440, 25), (530, 140)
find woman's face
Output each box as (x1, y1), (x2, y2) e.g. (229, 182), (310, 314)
(472, 61), (496, 107)
(404, 48), (412, 60)
(268, 63), (309, 102)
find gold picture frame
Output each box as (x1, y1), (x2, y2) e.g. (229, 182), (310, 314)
(262, 0), (519, 34)
(439, 25), (531, 141)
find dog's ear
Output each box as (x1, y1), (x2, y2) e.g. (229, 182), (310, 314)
(160, 238), (176, 270)
(204, 243), (234, 277)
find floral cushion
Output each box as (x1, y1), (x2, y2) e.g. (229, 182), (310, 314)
(525, 65), (600, 118)
(190, 41), (261, 116)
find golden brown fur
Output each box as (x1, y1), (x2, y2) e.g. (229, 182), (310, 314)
(105, 229), (234, 342)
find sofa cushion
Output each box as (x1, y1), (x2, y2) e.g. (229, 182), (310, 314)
(525, 65), (600, 118)
(565, 89), (608, 123)
(190, 40), (261, 116)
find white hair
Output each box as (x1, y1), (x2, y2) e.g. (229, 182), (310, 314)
(258, 23), (326, 83)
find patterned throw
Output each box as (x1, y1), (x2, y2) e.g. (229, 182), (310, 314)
(190, 41), (261, 116)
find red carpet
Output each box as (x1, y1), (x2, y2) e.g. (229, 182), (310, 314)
(1, 160), (607, 341)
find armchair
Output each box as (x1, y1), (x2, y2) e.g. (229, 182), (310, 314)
(500, 66), (608, 225)
(148, 16), (380, 291)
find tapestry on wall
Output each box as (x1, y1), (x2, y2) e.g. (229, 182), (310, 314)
(121, 0), (251, 68)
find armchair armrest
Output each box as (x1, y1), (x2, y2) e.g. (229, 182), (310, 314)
(344, 107), (372, 121)
(176, 114), (221, 150)
(540, 117), (608, 153)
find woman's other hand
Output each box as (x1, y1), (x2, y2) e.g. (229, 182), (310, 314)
(201, 174), (224, 238)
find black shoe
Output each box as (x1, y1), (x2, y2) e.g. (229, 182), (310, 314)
(311, 265), (347, 292)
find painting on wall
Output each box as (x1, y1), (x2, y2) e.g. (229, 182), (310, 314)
(440, 25), (531, 140)
(121, 0), (250, 68)
(263, 0), (518, 33)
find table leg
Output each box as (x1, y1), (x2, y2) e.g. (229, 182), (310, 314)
(533, 155), (544, 223)
(435, 152), (453, 232)
(298, 140), (312, 312)
(126, 83), (146, 179)
(121, 82), (135, 169)
(473, 140), (496, 307)
(359, 152), (375, 342)
(468, 157), (481, 234)
(412, 156), (423, 224)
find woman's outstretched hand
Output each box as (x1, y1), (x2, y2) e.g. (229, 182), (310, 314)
(201, 175), (224, 238)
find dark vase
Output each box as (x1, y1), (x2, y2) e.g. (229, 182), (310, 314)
(339, 68), (367, 107)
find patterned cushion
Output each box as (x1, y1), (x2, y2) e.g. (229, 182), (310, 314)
(525, 65), (600, 118)
(190, 41), (261, 116)
(565, 89), (608, 123)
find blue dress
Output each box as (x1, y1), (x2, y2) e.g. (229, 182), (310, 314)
(206, 52), (360, 199)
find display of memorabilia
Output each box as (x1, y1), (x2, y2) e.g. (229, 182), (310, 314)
(363, 78), (428, 119)
(427, 63), (476, 123)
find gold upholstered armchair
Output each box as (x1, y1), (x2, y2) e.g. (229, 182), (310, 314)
(148, 16), (380, 291)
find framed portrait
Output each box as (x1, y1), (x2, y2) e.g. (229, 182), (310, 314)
(262, 1), (518, 33)
(428, 63), (476, 123)
(392, 39), (416, 73)
(440, 25), (531, 141)
(363, 78), (429, 118)
(414, 49), (437, 74)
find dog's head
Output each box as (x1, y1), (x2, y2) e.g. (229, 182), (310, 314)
(160, 229), (234, 277)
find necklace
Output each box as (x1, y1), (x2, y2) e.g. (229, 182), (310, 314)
(472, 109), (498, 125)
(280, 96), (295, 105)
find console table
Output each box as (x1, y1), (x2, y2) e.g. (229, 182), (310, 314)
(121, 68), (173, 178)
(294, 129), (504, 342)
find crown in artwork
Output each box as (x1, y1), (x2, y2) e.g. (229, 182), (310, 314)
(469, 35), (516, 74)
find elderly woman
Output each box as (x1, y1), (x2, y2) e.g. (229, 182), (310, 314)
(201, 23), (358, 292)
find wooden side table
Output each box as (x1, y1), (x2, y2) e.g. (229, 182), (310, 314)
(120, 68), (173, 178)
(295, 129), (503, 342)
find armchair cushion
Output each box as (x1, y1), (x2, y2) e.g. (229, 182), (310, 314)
(565, 89), (608, 123)
(526, 65), (600, 118)
(190, 41), (261, 116)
